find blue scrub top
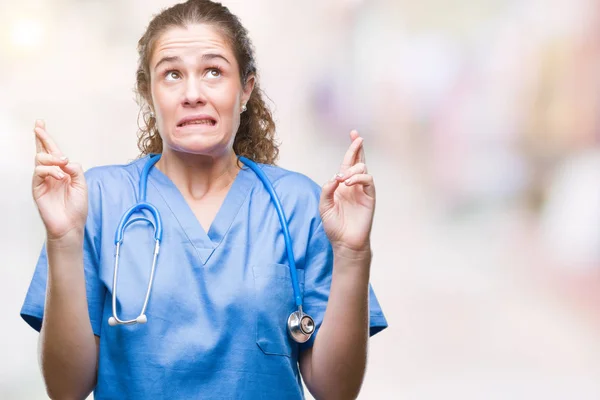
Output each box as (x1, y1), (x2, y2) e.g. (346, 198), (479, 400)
(21, 155), (388, 399)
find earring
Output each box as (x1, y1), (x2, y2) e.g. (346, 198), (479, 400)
(241, 104), (247, 113)
(149, 111), (155, 118)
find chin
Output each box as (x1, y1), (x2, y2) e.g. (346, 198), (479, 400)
(167, 136), (231, 158)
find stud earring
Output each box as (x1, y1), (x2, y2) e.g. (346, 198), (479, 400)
(149, 111), (155, 118)
(241, 104), (247, 113)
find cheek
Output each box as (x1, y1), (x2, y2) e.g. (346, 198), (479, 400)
(213, 92), (238, 116)
(152, 87), (173, 114)
(153, 90), (179, 131)
(218, 98), (240, 134)
(214, 89), (242, 134)
(213, 80), (242, 112)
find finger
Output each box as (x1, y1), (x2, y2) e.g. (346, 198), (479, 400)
(320, 174), (341, 213)
(34, 120), (46, 153)
(61, 162), (85, 184)
(36, 152), (69, 167)
(33, 165), (66, 186)
(335, 162), (367, 181)
(343, 173), (375, 198)
(357, 136), (366, 165)
(348, 130), (367, 165)
(34, 136), (43, 153)
(34, 126), (63, 157)
(339, 136), (364, 173)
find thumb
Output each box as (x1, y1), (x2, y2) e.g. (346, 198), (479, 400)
(320, 175), (340, 214)
(61, 162), (85, 185)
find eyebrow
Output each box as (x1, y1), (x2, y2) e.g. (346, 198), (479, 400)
(154, 56), (180, 71)
(154, 53), (231, 70)
(201, 53), (231, 65)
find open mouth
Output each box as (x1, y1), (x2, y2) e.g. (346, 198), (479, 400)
(177, 118), (216, 127)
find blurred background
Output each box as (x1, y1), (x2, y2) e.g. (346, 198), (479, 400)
(2, 0), (600, 398)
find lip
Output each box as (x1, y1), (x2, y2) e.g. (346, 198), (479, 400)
(176, 114), (217, 127)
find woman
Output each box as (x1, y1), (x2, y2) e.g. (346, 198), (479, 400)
(21, 1), (387, 398)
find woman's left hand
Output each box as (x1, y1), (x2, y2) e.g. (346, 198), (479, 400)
(319, 130), (375, 254)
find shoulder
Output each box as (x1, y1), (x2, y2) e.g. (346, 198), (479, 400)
(81, 157), (148, 229)
(252, 163), (325, 243)
(254, 163), (322, 205)
(83, 157), (149, 214)
(83, 156), (147, 189)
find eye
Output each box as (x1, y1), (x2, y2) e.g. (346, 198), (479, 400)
(165, 70), (181, 81)
(206, 68), (221, 79)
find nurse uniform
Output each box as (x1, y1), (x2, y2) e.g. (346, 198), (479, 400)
(21, 155), (388, 399)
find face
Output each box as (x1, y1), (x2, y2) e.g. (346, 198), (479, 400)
(148, 23), (254, 158)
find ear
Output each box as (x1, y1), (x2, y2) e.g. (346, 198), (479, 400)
(241, 74), (255, 106)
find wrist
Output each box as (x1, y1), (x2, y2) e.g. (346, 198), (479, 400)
(331, 242), (372, 261)
(331, 243), (372, 282)
(46, 229), (85, 249)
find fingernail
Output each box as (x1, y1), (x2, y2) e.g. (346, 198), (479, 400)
(60, 156), (68, 161)
(345, 177), (353, 185)
(336, 172), (344, 179)
(58, 172), (65, 179)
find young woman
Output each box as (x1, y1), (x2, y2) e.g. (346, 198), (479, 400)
(21, 1), (387, 398)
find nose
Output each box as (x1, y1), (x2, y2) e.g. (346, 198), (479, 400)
(182, 77), (206, 107)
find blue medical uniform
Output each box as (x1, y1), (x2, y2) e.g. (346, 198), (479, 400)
(21, 155), (388, 399)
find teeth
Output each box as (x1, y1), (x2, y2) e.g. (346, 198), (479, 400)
(181, 120), (214, 126)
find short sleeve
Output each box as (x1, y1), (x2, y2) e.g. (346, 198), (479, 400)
(299, 222), (388, 350)
(20, 174), (106, 336)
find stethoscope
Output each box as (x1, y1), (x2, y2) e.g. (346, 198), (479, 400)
(107, 153), (315, 344)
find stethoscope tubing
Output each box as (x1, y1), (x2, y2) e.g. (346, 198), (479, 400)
(108, 153), (313, 342)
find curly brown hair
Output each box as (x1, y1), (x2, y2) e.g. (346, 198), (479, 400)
(135, 0), (279, 164)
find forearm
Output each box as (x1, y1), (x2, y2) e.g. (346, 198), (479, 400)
(306, 246), (371, 399)
(40, 232), (98, 400)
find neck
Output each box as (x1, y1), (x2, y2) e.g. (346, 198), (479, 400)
(155, 148), (240, 201)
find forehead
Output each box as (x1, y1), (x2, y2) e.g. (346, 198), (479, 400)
(151, 23), (234, 65)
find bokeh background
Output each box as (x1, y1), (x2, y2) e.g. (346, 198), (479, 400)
(2, 0), (600, 398)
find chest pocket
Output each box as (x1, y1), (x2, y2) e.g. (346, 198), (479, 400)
(252, 263), (305, 357)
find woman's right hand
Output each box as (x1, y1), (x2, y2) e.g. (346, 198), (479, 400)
(32, 120), (88, 242)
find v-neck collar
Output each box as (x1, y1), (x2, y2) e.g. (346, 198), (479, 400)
(140, 156), (256, 266)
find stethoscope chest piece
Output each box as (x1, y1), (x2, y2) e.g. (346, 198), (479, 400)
(287, 308), (315, 343)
